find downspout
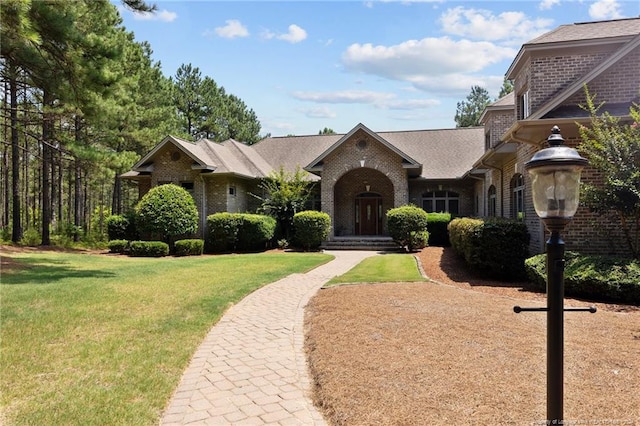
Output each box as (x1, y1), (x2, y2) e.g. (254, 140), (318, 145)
(479, 161), (504, 217)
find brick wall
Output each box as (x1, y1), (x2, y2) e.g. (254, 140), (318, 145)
(320, 130), (409, 237)
(566, 45), (640, 105)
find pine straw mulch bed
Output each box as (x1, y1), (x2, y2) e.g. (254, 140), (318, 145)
(304, 246), (640, 426)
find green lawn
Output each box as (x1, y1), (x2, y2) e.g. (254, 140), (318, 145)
(0, 249), (331, 425)
(326, 253), (425, 286)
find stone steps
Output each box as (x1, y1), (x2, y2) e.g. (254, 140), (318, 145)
(321, 236), (402, 251)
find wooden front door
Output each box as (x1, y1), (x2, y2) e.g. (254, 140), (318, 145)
(356, 196), (381, 235)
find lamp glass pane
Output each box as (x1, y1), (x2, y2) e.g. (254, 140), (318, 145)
(528, 165), (583, 218)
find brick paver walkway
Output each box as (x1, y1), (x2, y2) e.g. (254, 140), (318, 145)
(161, 250), (378, 425)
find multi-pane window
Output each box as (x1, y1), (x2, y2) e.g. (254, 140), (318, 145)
(422, 191), (459, 215)
(511, 174), (525, 220)
(488, 185), (497, 217)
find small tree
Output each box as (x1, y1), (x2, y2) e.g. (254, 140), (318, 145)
(135, 184), (198, 247)
(577, 88), (640, 258)
(253, 166), (315, 240)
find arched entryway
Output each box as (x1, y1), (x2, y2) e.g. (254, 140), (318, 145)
(355, 192), (382, 235)
(333, 168), (394, 236)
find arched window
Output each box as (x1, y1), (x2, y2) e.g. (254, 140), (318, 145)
(488, 185), (497, 217)
(511, 174), (525, 220)
(422, 191), (459, 215)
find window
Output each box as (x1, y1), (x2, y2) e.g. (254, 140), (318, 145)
(511, 174), (525, 220)
(422, 191), (459, 215)
(488, 185), (497, 217)
(485, 130), (491, 150)
(180, 181), (194, 194)
(228, 186), (236, 196)
(519, 89), (530, 119)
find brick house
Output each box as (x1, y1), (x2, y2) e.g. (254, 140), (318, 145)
(123, 17), (639, 255)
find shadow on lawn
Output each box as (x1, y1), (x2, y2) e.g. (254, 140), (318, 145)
(437, 247), (543, 293)
(1, 256), (115, 285)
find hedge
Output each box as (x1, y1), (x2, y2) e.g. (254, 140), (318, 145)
(106, 212), (138, 241)
(525, 251), (640, 304)
(206, 213), (276, 253)
(107, 239), (129, 254)
(292, 210), (331, 251)
(448, 217), (530, 280)
(387, 205), (430, 252)
(174, 239), (204, 256)
(128, 241), (169, 257)
(427, 212), (451, 247)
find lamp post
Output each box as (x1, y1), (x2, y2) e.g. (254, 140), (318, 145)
(513, 126), (596, 424)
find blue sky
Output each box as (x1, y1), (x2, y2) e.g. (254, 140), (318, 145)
(117, 0), (640, 137)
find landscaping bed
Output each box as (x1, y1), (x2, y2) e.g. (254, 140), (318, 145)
(305, 247), (639, 425)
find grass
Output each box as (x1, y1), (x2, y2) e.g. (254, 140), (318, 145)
(0, 249), (331, 425)
(325, 253), (425, 286)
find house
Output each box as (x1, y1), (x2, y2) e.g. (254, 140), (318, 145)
(123, 17), (640, 256)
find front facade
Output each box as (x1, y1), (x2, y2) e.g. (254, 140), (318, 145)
(124, 17), (640, 256)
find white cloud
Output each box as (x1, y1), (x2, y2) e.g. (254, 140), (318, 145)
(292, 90), (395, 104)
(278, 24), (308, 43)
(262, 24), (307, 43)
(214, 19), (250, 39)
(539, 0), (561, 10)
(589, 0), (625, 19)
(342, 37), (515, 83)
(299, 106), (337, 119)
(439, 6), (553, 44)
(132, 9), (177, 22)
(292, 90), (440, 110)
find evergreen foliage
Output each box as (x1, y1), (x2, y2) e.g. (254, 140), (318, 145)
(386, 205), (430, 252)
(454, 85), (491, 127)
(135, 184), (198, 245)
(292, 210), (331, 251)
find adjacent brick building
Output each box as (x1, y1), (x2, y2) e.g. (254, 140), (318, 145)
(124, 17), (640, 256)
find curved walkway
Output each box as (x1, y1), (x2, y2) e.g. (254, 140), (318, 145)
(161, 250), (378, 425)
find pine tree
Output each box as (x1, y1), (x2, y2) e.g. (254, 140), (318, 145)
(454, 86), (491, 128)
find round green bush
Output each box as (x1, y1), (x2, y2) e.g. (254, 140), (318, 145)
(292, 210), (331, 251)
(135, 184), (198, 245)
(174, 239), (204, 256)
(107, 239), (129, 254)
(128, 241), (169, 257)
(386, 205), (430, 251)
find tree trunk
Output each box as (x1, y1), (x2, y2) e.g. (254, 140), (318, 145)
(41, 90), (53, 245)
(10, 67), (23, 243)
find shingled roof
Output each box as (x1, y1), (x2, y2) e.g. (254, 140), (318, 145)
(526, 18), (640, 45)
(126, 124), (485, 182)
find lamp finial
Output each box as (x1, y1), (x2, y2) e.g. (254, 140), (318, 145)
(547, 126), (565, 147)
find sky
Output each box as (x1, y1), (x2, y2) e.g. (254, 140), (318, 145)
(116, 0), (640, 137)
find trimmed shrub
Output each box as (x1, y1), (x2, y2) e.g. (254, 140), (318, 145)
(427, 212), (451, 247)
(106, 212), (138, 241)
(292, 210), (331, 251)
(128, 241), (169, 257)
(107, 239), (129, 254)
(106, 215), (128, 241)
(449, 217), (530, 280)
(237, 214), (277, 251)
(526, 252), (640, 304)
(135, 184), (198, 246)
(387, 205), (430, 252)
(174, 239), (204, 256)
(206, 213), (276, 253)
(207, 212), (243, 252)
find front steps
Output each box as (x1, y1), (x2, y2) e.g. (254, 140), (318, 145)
(320, 236), (402, 251)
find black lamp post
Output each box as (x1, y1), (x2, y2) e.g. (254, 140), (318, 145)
(514, 126), (596, 424)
